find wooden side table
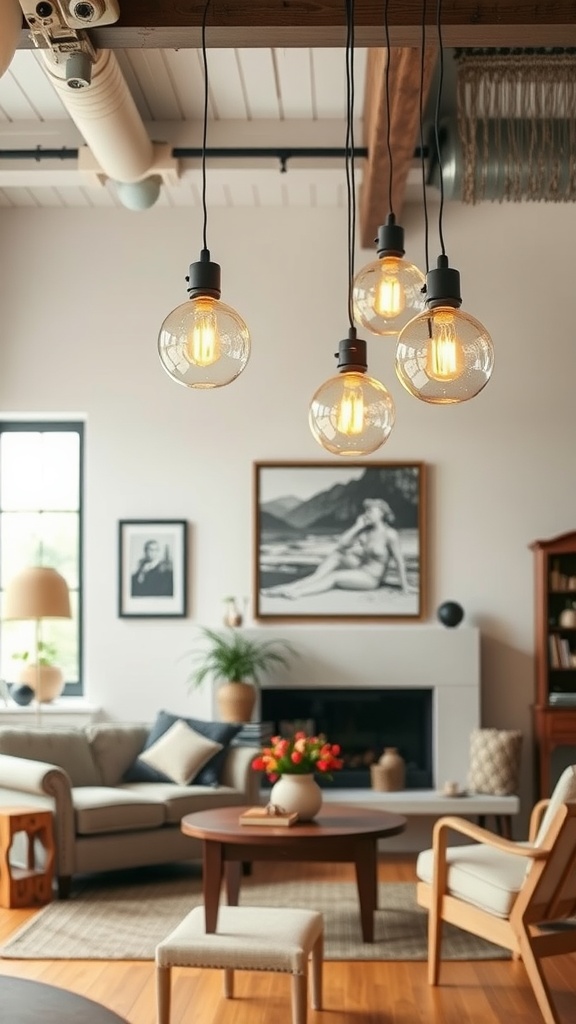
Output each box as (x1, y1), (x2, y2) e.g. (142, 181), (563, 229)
(0, 806), (55, 908)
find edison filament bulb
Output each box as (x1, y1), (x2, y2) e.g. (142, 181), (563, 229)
(158, 250), (250, 389)
(309, 331), (395, 456)
(353, 216), (425, 336)
(395, 257), (494, 404)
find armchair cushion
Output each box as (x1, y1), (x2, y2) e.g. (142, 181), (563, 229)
(534, 763), (576, 845)
(416, 842), (529, 918)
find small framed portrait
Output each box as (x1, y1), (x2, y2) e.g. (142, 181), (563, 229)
(253, 462), (426, 622)
(118, 520), (188, 618)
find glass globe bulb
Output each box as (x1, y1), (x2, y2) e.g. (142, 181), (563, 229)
(395, 304), (494, 404)
(158, 294), (250, 389)
(353, 255), (426, 336)
(309, 371), (396, 456)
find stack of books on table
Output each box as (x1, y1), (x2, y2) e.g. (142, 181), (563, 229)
(231, 721), (274, 747)
(239, 806), (298, 827)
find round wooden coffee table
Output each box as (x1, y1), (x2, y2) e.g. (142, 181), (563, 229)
(181, 802), (406, 942)
(1, 977), (128, 1023)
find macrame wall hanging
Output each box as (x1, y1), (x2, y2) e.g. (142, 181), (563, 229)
(454, 48), (576, 204)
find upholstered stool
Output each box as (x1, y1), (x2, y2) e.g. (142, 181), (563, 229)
(155, 905), (324, 1024)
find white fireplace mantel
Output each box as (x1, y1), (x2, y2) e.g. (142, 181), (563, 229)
(245, 624), (480, 791)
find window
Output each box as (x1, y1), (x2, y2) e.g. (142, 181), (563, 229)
(0, 422), (83, 696)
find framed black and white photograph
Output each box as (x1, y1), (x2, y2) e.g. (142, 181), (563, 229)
(254, 462), (426, 622)
(118, 520), (187, 618)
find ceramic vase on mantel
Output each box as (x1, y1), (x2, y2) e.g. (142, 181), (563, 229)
(269, 773), (323, 821)
(372, 747), (406, 792)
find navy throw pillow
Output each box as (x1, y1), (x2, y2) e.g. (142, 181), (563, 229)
(124, 710), (242, 787)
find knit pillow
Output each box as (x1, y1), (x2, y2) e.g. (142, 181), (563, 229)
(467, 728), (523, 796)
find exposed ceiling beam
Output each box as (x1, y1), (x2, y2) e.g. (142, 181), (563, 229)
(16, 1), (576, 49)
(359, 46), (436, 248)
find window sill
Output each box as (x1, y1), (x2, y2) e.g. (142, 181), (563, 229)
(0, 698), (101, 726)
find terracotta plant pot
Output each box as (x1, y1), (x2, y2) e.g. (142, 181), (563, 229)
(216, 680), (256, 723)
(18, 665), (64, 703)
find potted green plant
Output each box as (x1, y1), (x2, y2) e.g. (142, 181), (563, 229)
(187, 627), (295, 722)
(12, 641), (64, 703)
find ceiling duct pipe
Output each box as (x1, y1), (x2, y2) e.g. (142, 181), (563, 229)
(429, 118), (576, 203)
(0, 0), (22, 78)
(40, 47), (157, 189)
(436, 47), (576, 204)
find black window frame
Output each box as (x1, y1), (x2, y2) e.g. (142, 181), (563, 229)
(0, 420), (84, 697)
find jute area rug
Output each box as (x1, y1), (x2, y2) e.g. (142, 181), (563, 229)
(0, 869), (509, 963)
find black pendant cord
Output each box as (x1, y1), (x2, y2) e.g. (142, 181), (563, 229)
(345, 0), (356, 330)
(419, 0), (430, 275)
(384, 0), (393, 217)
(200, 0), (211, 252)
(434, 0), (446, 259)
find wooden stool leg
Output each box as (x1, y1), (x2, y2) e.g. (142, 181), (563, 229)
(156, 966), (171, 1024)
(291, 968), (308, 1024)
(310, 933), (323, 1010)
(223, 968), (234, 998)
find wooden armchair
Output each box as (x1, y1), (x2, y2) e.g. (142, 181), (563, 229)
(416, 765), (576, 1024)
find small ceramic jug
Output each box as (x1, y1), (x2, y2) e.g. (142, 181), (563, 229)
(559, 603), (576, 629)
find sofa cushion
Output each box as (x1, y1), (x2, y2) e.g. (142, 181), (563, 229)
(120, 782), (248, 824)
(124, 711), (241, 787)
(0, 727), (100, 786)
(137, 720), (223, 785)
(416, 842), (529, 919)
(86, 723), (149, 786)
(72, 787), (166, 835)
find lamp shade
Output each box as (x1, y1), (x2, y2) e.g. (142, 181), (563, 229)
(3, 567), (72, 621)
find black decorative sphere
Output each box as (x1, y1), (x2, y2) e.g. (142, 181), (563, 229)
(10, 683), (35, 706)
(437, 601), (464, 628)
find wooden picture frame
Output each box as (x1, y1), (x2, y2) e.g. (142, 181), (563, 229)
(253, 462), (426, 622)
(118, 519), (187, 618)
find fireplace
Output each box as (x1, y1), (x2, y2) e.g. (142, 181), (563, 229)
(260, 687), (433, 789)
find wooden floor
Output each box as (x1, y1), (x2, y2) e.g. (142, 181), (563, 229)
(0, 856), (575, 1023)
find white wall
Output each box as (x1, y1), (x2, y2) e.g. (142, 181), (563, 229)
(0, 198), (574, 814)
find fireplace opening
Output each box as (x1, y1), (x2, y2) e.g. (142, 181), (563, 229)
(260, 687), (433, 789)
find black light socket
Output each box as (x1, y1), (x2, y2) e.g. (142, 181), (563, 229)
(375, 213), (405, 258)
(425, 254), (462, 310)
(335, 328), (368, 373)
(186, 248), (222, 299)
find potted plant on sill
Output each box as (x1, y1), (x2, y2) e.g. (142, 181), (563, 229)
(12, 640), (65, 703)
(186, 626), (295, 723)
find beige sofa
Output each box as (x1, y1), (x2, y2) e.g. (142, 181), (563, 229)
(0, 722), (260, 897)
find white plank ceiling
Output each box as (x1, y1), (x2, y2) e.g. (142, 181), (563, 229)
(0, 46), (377, 209)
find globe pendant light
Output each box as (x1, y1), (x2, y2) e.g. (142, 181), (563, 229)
(395, 0), (494, 405)
(158, 249), (250, 389)
(157, 0), (250, 390)
(353, 214), (426, 336)
(309, 0), (395, 456)
(395, 255), (494, 403)
(353, 1), (425, 336)
(309, 329), (395, 456)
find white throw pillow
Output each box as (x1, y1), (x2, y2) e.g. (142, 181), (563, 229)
(138, 719), (223, 786)
(534, 764), (576, 846)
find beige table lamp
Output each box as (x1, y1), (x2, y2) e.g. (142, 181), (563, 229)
(4, 566), (72, 721)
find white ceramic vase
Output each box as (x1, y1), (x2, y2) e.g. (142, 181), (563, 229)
(269, 773), (323, 821)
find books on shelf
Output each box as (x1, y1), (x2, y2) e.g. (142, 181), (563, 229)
(239, 806), (298, 827)
(549, 633), (576, 669)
